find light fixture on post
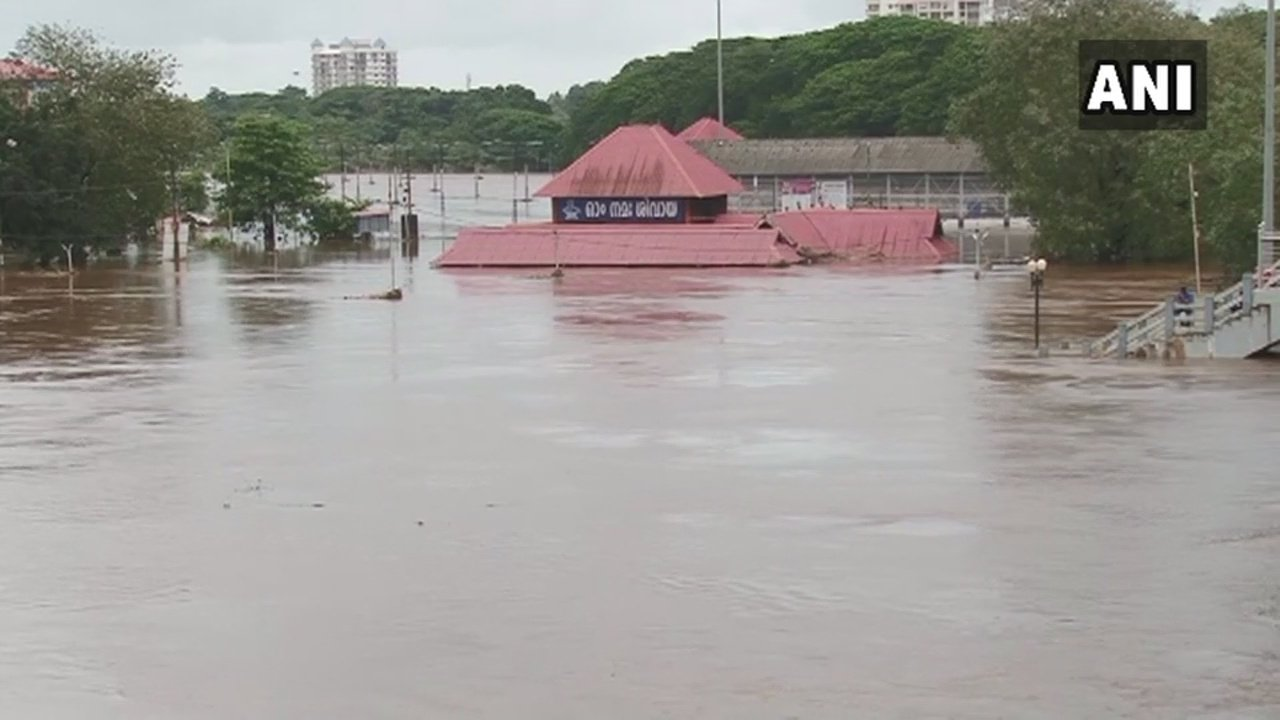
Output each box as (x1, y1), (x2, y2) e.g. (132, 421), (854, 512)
(1027, 257), (1048, 350)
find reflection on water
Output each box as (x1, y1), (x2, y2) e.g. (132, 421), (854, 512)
(2, 255), (1280, 719)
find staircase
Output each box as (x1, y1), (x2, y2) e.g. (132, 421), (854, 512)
(1088, 259), (1280, 359)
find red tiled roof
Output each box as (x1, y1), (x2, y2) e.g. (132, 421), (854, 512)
(677, 117), (745, 142)
(535, 125), (744, 199)
(0, 59), (58, 82)
(714, 212), (769, 226)
(766, 208), (956, 262)
(434, 224), (798, 267)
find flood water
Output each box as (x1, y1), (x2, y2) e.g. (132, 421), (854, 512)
(2, 253), (1279, 719)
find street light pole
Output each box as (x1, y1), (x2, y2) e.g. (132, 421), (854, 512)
(716, 0), (725, 125)
(1027, 258), (1048, 349)
(1262, 0), (1276, 273)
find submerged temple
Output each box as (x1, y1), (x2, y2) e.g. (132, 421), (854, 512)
(433, 123), (956, 268)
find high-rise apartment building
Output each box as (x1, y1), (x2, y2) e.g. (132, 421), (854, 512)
(865, 0), (1014, 26)
(310, 38), (398, 95)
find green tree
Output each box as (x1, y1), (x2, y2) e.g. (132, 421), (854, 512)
(562, 16), (981, 155)
(179, 171), (210, 214)
(221, 114), (325, 252)
(950, 0), (1208, 263)
(0, 24), (212, 264)
(306, 197), (367, 244)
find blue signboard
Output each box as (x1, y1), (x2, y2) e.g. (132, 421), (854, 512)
(554, 197), (687, 224)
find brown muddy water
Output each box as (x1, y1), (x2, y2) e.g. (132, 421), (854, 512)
(1, 254), (1279, 719)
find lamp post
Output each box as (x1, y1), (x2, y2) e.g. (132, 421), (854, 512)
(1027, 257), (1048, 349)
(1262, 0), (1277, 274)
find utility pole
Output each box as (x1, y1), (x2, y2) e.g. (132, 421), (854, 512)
(170, 164), (181, 264)
(405, 165), (413, 215)
(437, 142), (447, 241)
(1189, 162), (1203, 295)
(511, 142), (519, 224)
(340, 143), (348, 201)
(225, 143), (234, 245)
(1263, 0), (1278, 274)
(716, 0), (725, 125)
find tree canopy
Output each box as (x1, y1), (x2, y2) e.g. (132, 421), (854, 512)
(952, 0), (1269, 268)
(4, 8), (1276, 268)
(201, 83), (566, 174)
(0, 24), (213, 264)
(219, 114), (327, 253)
(197, 17), (982, 171)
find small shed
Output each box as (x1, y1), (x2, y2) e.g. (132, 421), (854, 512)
(355, 203), (393, 238)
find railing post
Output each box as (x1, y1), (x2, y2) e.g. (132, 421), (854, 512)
(1117, 322), (1129, 358)
(1164, 301), (1175, 341)
(1243, 272), (1255, 313)
(1204, 295), (1216, 333)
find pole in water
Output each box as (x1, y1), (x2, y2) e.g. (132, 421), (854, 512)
(1263, 0), (1276, 273)
(1189, 162), (1203, 295)
(439, 184), (446, 241)
(1034, 283), (1040, 349)
(63, 243), (74, 296)
(716, 0), (725, 125)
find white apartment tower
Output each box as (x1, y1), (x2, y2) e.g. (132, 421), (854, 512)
(310, 38), (398, 95)
(865, 0), (1014, 26)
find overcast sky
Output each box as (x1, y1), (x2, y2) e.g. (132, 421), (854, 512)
(0, 0), (1256, 99)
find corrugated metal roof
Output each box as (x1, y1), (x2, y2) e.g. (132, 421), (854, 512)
(678, 117), (745, 142)
(766, 208), (956, 262)
(689, 137), (987, 176)
(535, 125), (745, 199)
(434, 225), (799, 267)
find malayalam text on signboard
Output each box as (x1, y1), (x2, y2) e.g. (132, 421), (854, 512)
(555, 198), (687, 223)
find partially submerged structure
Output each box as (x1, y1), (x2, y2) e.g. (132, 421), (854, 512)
(688, 136), (1009, 221)
(434, 124), (957, 269)
(677, 116), (745, 142)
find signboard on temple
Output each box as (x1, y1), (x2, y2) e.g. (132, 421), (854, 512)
(553, 197), (688, 224)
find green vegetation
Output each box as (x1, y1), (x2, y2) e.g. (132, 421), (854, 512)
(0, 25), (213, 265)
(218, 114), (328, 253)
(565, 16), (981, 155)
(202, 84), (566, 173)
(952, 0), (1268, 268)
(307, 196), (370, 245)
(193, 17), (980, 169)
(2, 6), (1275, 267)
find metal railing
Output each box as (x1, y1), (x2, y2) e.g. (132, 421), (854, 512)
(1089, 258), (1280, 358)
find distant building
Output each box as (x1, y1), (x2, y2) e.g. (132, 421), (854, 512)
(310, 38), (398, 95)
(0, 59), (59, 107)
(865, 0), (1015, 26)
(687, 136), (1012, 220)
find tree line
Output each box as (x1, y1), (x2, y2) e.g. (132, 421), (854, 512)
(0, 25), (362, 262)
(952, 0), (1269, 270)
(195, 16), (981, 172)
(2, 4), (1275, 267)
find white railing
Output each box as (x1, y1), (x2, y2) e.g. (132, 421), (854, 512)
(1089, 258), (1280, 358)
